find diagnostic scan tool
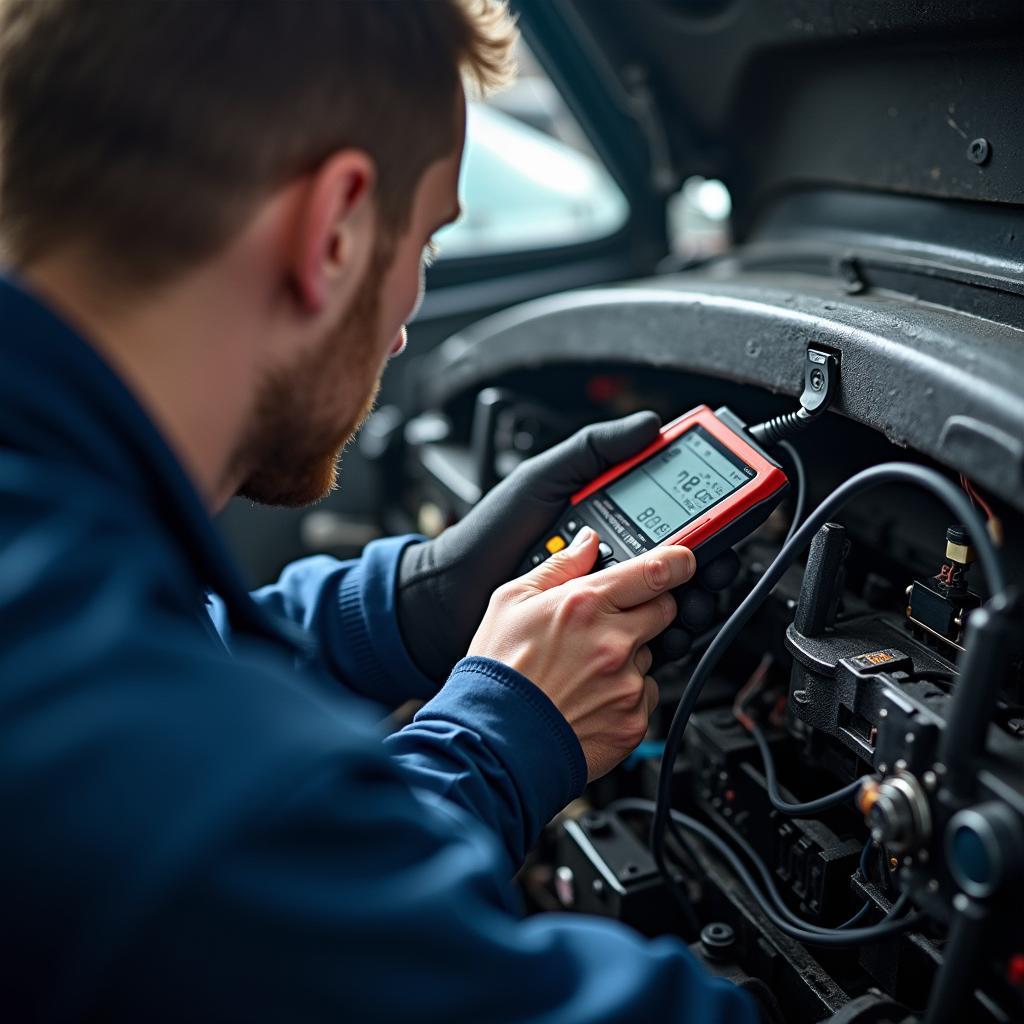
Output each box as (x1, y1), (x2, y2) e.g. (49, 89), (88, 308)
(521, 405), (788, 574)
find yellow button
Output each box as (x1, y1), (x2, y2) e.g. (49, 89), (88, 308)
(544, 535), (567, 554)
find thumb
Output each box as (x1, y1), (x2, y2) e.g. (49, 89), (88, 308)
(521, 526), (600, 593)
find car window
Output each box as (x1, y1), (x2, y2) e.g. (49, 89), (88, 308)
(434, 43), (629, 260)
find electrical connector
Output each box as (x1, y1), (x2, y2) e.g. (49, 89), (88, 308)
(905, 524), (982, 651)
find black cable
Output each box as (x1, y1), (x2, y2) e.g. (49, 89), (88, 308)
(749, 720), (869, 815)
(653, 838), (700, 935)
(651, 463), (1005, 909)
(749, 409), (814, 447)
(836, 840), (876, 930)
(616, 799), (921, 948)
(838, 900), (873, 930)
(776, 440), (806, 546)
(686, 805), (877, 936)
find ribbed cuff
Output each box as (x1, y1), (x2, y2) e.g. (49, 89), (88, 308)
(336, 535), (439, 704)
(418, 656), (587, 832)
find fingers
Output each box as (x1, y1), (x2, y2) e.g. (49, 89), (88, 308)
(696, 547), (741, 592)
(643, 675), (659, 716)
(596, 545), (696, 610)
(618, 594), (677, 646)
(520, 526), (599, 593)
(634, 644), (653, 677)
(577, 411), (662, 469)
(528, 411), (663, 495)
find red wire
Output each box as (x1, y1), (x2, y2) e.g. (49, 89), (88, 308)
(960, 473), (996, 522)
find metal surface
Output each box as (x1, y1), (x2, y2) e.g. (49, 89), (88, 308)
(542, 1), (1024, 232)
(421, 270), (1024, 509)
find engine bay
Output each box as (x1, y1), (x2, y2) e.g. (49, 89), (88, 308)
(372, 189), (1024, 1022)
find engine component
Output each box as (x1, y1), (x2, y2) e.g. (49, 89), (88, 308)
(555, 810), (682, 936)
(858, 773), (931, 855)
(906, 525), (982, 651)
(946, 802), (1024, 900)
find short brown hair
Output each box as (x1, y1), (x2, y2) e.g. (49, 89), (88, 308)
(0, 0), (516, 287)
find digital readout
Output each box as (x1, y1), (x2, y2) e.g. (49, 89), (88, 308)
(605, 425), (755, 544)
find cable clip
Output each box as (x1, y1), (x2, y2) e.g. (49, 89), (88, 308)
(749, 346), (840, 446)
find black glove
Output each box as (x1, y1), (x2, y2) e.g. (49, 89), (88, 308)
(396, 411), (663, 681)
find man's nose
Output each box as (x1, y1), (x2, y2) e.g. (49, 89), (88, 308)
(390, 326), (407, 357)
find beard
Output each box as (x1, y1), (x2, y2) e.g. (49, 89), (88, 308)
(233, 244), (390, 508)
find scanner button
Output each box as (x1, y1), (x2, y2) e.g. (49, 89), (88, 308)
(597, 542), (613, 560)
(565, 518), (581, 534)
(545, 535), (567, 555)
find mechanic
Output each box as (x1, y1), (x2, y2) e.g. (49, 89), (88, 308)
(0, 2), (756, 1021)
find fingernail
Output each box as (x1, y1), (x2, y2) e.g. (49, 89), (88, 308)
(667, 546), (696, 583)
(681, 547), (697, 578)
(570, 526), (594, 548)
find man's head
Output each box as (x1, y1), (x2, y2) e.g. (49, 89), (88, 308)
(0, 0), (516, 506)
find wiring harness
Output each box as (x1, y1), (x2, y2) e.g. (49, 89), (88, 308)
(647, 461), (1006, 945)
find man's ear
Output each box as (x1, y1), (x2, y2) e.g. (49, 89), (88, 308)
(291, 150), (376, 314)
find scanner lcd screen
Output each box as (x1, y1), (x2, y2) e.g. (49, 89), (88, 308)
(605, 425), (755, 545)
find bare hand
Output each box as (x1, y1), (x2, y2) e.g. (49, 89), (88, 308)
(468, 527), (696, 780)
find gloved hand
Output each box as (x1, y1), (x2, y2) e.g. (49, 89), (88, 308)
(396, 410), (742, 681)
(397, 411), (663, 681)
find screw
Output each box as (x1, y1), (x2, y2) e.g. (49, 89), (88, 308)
(809, 367), (825, 391)
(700, 922), (736, 961)
(967, 137), (991, 165)
(923, 770), (938, 790)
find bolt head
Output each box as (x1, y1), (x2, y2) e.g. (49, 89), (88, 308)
(967, 137), (991, 165)
(809, 367), (825, 391)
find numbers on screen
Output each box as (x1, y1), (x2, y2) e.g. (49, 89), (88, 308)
(637, 507), (672, 538)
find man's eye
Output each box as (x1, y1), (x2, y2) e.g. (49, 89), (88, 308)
(422, 239), (441, 268)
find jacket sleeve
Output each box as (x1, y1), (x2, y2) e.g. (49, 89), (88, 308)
(210, 534), (438, 707)
(90, 643), (758, 1024)
(384, 654), (591, 871)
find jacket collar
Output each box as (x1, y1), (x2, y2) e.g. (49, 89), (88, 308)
(0, 274), (302, 651)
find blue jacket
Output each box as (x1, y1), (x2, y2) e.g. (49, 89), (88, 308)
(0, 276), (756, 1022)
